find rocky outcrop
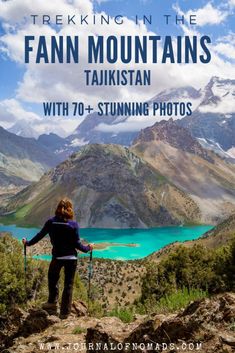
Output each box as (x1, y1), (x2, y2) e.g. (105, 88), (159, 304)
(0, 307), (59, 350)
(1, 293), (235, 353)
(17, 309), (60, 338)
(86, 293), (235, 353)
(71, 300), (88, 317)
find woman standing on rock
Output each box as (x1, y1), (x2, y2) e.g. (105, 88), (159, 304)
(22, 199), (93, 319)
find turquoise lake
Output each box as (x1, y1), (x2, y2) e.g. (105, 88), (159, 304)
(0, 224), (213, 261)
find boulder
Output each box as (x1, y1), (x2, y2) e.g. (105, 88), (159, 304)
(0, 307), (27, 350)
(71, 300), (88, 317)
(17, 308), (60, 338)
(86, 317), (139, 353)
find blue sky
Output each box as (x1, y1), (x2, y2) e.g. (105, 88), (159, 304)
(0, 0), (234, 136)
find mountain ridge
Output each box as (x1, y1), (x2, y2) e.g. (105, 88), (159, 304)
(0, 143), (201, 228)
(0, 126), (61, 188)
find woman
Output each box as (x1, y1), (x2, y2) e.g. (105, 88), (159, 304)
(22, 199), (93, 319)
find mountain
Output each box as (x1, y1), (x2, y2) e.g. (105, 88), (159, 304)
(68, 86), (203, 147)
(0, 126), (61, 188)
(179, 77), (235, 158)
(0, 144), (201, 228)
(199, 76), (235, 110)
(37, 132), (102, 160)
(38, 133), (66, 152)
(5, 78), (234, 156)
(149, 85), (202, 112)
(5, 78), (234, 157)
(8, 120), (38, 138)
(68, 112), (137, 146)
(8, 119), (67, 139)
(69, 78), (235, 149)
(179, 112), (235, 158)
(132, 119), (235, 224)
(37, 133), (80, 159)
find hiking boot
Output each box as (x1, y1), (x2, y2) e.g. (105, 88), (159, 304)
(59, 313), (69, 320)
(42, 302), (58, 315)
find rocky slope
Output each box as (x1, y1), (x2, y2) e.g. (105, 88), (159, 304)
(0, 144), (200, 228)
(200, 213), (235, 248)
(132, 119), (235, 224)
(1, 293), (235, 353)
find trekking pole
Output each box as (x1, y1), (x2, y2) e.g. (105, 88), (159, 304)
(87, 250), (93, 315)
(24, 240), (27, 292)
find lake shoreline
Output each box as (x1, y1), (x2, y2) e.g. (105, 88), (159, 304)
(0, 224), (214, 260)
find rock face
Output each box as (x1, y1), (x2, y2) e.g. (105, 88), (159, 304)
(132, 119), (235, 224)
(2, 144), (200, 228)
(133, 118), (212, 162)
(86, 293), (235, 353)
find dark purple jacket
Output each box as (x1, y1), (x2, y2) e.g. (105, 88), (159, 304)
(26, 216), (90, 259)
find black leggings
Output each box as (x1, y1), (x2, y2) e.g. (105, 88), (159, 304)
(48, 259), (77, 315)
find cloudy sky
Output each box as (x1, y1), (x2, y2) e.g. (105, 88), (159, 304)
(0, 0), (234, 137)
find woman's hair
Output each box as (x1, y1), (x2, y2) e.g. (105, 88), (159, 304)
(55, 199), (74, 220)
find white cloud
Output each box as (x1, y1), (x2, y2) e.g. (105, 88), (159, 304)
(229, 0), (235, 7)
(0, 0), (93, 23)
(173, 3), (229, 27)
(95, 114), (159, 133)
(213, 33), (235, 60)
(95, 0), (110, 4)
(0, 98), (81, 137)
(0, 0), (235, 136)
(0, 98), (40, 123)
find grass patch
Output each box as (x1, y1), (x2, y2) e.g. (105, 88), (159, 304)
(72, 327), (86, 334)
(155, 288), (208, 313)
(229, 320), (235, 332)
(107, 307), (134, 323)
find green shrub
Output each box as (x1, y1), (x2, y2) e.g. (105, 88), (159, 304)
(136, 287), (208, 314)
(140, 239), (235, 310)
(0, 233), (48, 314)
